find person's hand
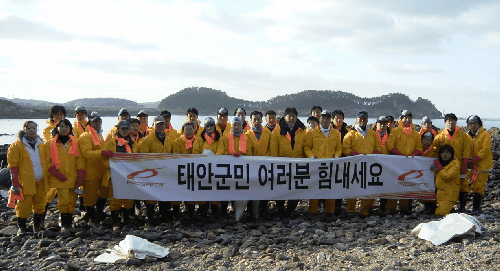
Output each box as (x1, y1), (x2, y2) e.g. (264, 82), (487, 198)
(390, 148), (407, 157)
(411, 150), (421, 157)
(101, 150), (114, 158)
(310, 156), (316, 159)
(75, 170), (85, 187)
(461, 158), (469, 174)
(350, 151), (364, 156)
(232, 152), (241, 157)
(10, 167), (22, 189)
(372, 150), (381, 154)
(48, 166), (68, 182)
(433, 159), (444, 173)
(471, 156), (481, 165)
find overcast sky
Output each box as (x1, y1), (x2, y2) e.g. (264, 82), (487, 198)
(1, 0), (499, 118)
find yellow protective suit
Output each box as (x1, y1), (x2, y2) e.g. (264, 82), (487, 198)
(386, 125), (423, 212)
(165, 125), (180, 140)
(246, 128), (272, 156)
(270, 127), (307, 158)
(216, 123), (232, 138)
(375, 130), (398, 212)
(102, 137), (138, 211)
(342, 128), (383, 215)
(192, 132), (221, 155)
(105, 126), (118, 142)
(467, 127), (493, 194)
(43, 120), (56, 142)
(435, 159), (461, 216)
(7, 137), (48, 218)
(303, 126), (342, 214)
(77, 131), (107, 206)
(172, 136), (198, 205)
(216, 133), (255, 156)
(73, 121), (88, 139)
(432, 128), (471, 192)
(46, 138), (85, 214)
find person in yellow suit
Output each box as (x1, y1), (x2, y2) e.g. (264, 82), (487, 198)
(178, 108), (203, 138)
(431, 113), (470, 213)
(386, 110), (423, 215)
(419, 131), (439, 214)
(217, 116), (255, 219)
(311, 106), (322, 119)
(419, 116), (437, 138)
(270, 108), (307, 216)
(105, 108), (130, 142)
(8, 121), (48, 236)
(160, 110), (179, 140)
(234, 108), (252, 131)
(265, 110), (278, 133)
(246, 111), (272, 156)
(101, 120), (138, 230)
(172, 122), (198, 218)
(77, 112), (108, 226)
(46, 119), (85, 232)
(343, 110), (383, 218)
(216, 108), (232, 138)
(306, 116), (319, 133)
(137, 110), (153, 137)
(139, 116), (174, 225)
(433, 145), (461, 216)
(466, 115), (493, 214)
(73, 106), (88, 140)
(331, 109), (350, 215)
(304, 110), (342, 217)
(42, 105), (67, 225)
(72, 106), (88, 212)
(192, 117), (222, 216)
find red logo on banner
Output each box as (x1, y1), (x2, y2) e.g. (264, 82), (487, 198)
(127, 168), (162, 180)
(398, 170), (425, 181)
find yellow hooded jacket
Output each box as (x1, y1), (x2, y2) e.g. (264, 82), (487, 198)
(342, 128), (383, 156)
(73, 121), (88, 139)
(192, 131), (221, 154)
(468, 127), (493, 172)
(386, 126), (423, 155)
(432, 128), (470, 161)
(77, 131), (105, 181)
(246, 128), (272, 156)
(43, 120), (56, 142)
(217, 132), (255, 156)
(304, 126), (342, 158)
(139, 132), (173, 154)
(45, 138), (85, 189)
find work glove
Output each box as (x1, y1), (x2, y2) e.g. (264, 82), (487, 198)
(411, 150), (421, 157)
(372, 150), (381, 154)
(350, 151), (364, 156)
(10, 167), (22, 189)
(101, 150), (114, 158)
(390, 148), (406, 157)
(75, 169), (85, 188)
(232, 152), (241, 157)
(433, 159), (444, 173)
(471, 156), (481, 165)
(461, 158), (469, 174)
(48, 166), (68, 182)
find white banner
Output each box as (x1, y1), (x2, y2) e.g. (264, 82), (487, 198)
(109, 153), (436, 201)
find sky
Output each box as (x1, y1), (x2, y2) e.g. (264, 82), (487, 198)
(0, 0), (499, 118)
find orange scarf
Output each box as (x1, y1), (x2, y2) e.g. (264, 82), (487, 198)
(377, 131), (389, 147)
(229, 132), (247, 154)
(446, 126), (458, 142)
(184, 135), (195, 149)
(285, 128), (301, 142)
(402, 124), (413, 135)
(164, 124), (173, 133)
(86, 125), (101, 145)
(116, 137), (132, 153)
(204, 132), (215, 145)
(422, 146), (432, 156)
(50, 134), (80, 169)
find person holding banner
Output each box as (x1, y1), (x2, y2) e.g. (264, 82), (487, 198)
(434, 145), (461, 216)
(419, 131), (438, 214)
(343, 110), (383, 218)
(431, 113), (471, 213)
(8, 121), (48, 236)
(270, 108), (307, 217)
(332, 109), (349, 215)
(105, 108), (131, 142)
(46, 119), (84, 232)
(178, 108), (203, 139)
(304, 109), (342, 217)
(265, 110), (278, 133)
(466, 115), (493, 214)
(101, 120), (138, 230)
(247, 111), (272, 156)
(234, 108), (252, 131)
(192, 117), (222, 217)
(77, 112), (109, 226)
(140, 116), (174, 225)
(217, 116), (256, 219)
(386, 110), (423, 215)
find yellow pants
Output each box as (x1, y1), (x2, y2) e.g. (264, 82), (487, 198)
(459, 177), (469, 193)
(98, 184), (109, 199)
(45, 188), (57, 204)
(83, 178), (103, 206)
(346, 199), (374, 215)
(56, 188), (76, 214)
(385, 199), (398, 211)
(466, 172), (489, 195)
(108, 185), (134, 211)
(308, 199), (335, 213)
(16, 181), (46, 218)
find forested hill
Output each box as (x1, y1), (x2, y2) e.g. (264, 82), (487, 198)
(66, 98), (138, 107)
(159, 87), (442, 118)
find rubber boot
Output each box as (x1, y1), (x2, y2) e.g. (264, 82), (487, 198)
(61, 214), (72, 232)
(146, 204), (156, 227)
(17, 217), (27, 236)
(210, 203), (218, 216)
(158, 202), (170, 223)
(86, 206), (97, 227)
(379, 199), (387, 215)
(456, 192), (468, 213)
(276, 200), (285, 216)
(78, 196), (85, 211)
(187, 204), (196, 218)
(122, 208), (133, 229)
(198, 204), (208, 217)
(95, 197), (107, 222)
(172, 204), (181, 219)
(220, 202), (228, 218)
(40, 204), (49, 230)
(421, 201), (437, 215)
(334, 199), (343, 216)
(471, 193), (483, 214)
(111, 211), (121, 230)
(285, 200), (298, 216)
(33, 214), (43, 233)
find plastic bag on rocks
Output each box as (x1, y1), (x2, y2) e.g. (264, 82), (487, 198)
(94, 235), (169, 263)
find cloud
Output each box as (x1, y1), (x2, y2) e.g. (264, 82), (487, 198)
(0, 15), (73, 42)
(365, 62), (444, 74)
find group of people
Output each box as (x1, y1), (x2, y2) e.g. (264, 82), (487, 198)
(7, 104), (493, 236)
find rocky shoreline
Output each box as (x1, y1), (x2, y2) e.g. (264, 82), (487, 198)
(0, 142), (499, 271)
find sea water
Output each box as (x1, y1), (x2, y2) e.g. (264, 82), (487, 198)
(1, 116), (499, 145)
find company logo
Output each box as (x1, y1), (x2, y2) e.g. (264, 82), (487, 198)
(127, 168), (163, 180)
(398, 169), (425, 181)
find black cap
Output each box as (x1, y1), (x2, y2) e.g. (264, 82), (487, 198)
(356, 110), (368, 118)
(421, 116), (432, 124)
(117, 120), (131, 130)
(204, 117), (216, 127)
(401, 110), (412, 118)
(74, 106), (87, 115)
(118, 108), (130, 117)
(376, 116), (388, 123)
(88, 112), (101, 122)
(218, 108), (229, 115)
(386, 116), (395, 122)
(160, 110), (171, 117)
(137, 110), (148, 117)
